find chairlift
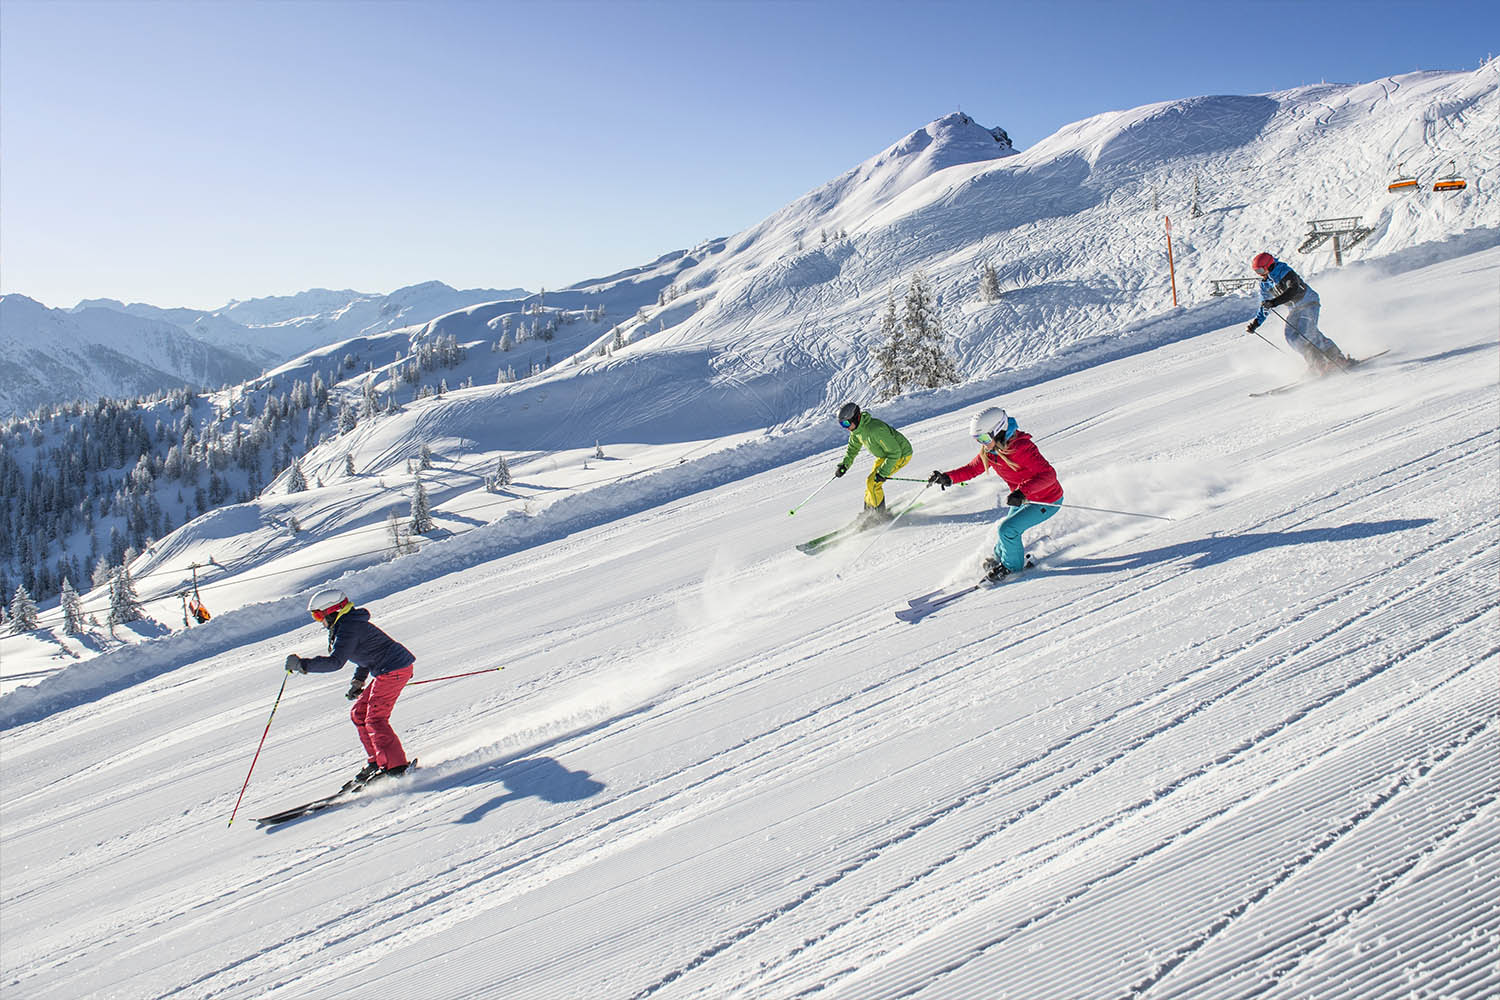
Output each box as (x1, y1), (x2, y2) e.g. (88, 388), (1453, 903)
(1387, 162), (1418, 193)
(182, 563), (211, 625)
(1433, 160), (1467, 193)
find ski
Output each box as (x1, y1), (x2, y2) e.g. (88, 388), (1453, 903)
(895, 558), (1035, 623)
(255, 790), (353, 826)
(895, 583), (986, 623)
(797, 502), (925, 555)
(255, 759), (418, 827)
(797, 521), (867, 555)
(1249, 379), (1309, 397)
(1249, 350), (1390, 397)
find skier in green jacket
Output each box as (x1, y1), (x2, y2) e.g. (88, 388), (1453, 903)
(835, 402), (913, 520)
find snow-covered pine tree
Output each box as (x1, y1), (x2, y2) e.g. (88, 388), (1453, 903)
(60, 578), (84, 635)
(108, 565), (144, 625)
(9, 585), (39, 632)
(409, 474), (434, 534)
(345, 453), (357, 476)
(486, 454), (512, 492)
(874, 291), (910, 401)
(287, 460), (309, 493)
(91, 556), (114, 590)
(979, 261), (1001, 303)
(903, 270), (960, 390)
(385, 510), (415, 558)
(595, 441), (605, 460)
(419, 443), (433, 470)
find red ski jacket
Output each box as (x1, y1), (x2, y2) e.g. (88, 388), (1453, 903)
(946, 431), (1063, 503)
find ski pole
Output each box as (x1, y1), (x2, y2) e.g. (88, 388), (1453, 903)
(410, 666), (504, 686)
(1028, 499), (1173, 521)
(840, 484), (933, 576)
(789, 475), (837, 517)
(229, 672), (288, 827)
(1246, 323), (1291, 356)
(884, 476), (967, 485)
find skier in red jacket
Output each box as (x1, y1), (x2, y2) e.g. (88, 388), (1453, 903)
(928, 406), (1063, 581)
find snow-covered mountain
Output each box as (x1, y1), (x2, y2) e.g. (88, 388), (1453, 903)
(308, 66), (1497, 462)
(0, 282), (532, 418)
(211, 280), (531, 360)
(71, 298), (282, 368)
(0, 294), (264, 416)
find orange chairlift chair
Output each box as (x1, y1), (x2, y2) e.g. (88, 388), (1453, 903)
(1433, 160), (1467, 193)
(1387, 162), (1418, 193)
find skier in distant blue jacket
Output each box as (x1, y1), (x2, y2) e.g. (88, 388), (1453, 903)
(1245, 252), (1352, 374)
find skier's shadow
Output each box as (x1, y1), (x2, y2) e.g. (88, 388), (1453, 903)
(449, 756), (605, 824)
(1046, 518), (1434, 574)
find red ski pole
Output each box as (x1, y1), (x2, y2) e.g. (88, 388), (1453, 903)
(410, 666), (504, 687)
(228, 672), (288, 827)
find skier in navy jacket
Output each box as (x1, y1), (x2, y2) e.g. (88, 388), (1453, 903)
(1246, 251), (1352, 374)
(286, 589), (415, 785)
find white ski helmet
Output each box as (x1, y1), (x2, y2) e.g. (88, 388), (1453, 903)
(307, 588), (351, 622)
(969, 406), (1009, 444)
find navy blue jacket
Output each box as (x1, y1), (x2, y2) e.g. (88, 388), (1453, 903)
(301, 608), (414, 685)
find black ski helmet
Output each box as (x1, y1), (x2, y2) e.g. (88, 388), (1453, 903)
(838, 402), (861, 428)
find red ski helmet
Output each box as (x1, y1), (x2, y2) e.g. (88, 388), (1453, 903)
(1251, 252), (1275, 274)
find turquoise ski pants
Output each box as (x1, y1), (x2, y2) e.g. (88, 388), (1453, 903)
(996, 498), (1060, 571)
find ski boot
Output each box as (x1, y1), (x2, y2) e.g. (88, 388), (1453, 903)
(984, 554), (1034, 582)
(341, 760), (382, 792)
(367, 759), (417, 784)
(860, 501), (893, 527)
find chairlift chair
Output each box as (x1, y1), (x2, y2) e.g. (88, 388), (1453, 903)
(1387, 162), (1418, 193)
(1433, 160), (1467, 192)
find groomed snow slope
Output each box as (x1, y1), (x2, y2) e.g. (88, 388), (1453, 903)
(2, 244), (1495, 999)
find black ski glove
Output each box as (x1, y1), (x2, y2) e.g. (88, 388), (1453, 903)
(346, 679), (365, 701)
(1246, 320), (1261, 334)
(285, 654), (305, 674)
(928, 471), (952, 490)
(873, 471), (888, 483)
(1006, 489), (1027, 507)
(834, 463), (848, 478)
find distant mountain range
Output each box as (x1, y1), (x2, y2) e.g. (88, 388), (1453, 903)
(0, 281), (528, 417)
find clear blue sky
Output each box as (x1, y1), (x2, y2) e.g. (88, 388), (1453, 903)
(3, 0), (1494, 311)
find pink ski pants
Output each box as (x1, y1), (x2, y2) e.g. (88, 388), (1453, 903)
(350, 664), (413, 768)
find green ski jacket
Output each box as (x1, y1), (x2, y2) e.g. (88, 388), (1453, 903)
(842, 415), (912, 467)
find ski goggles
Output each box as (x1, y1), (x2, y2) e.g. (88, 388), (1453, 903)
(974, 430), (1001, 445)
(310, 603), (346, 622)
(840, 418), (854, 428)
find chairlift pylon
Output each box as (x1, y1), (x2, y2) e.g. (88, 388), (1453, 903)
(1433, 159), (1467, 193)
